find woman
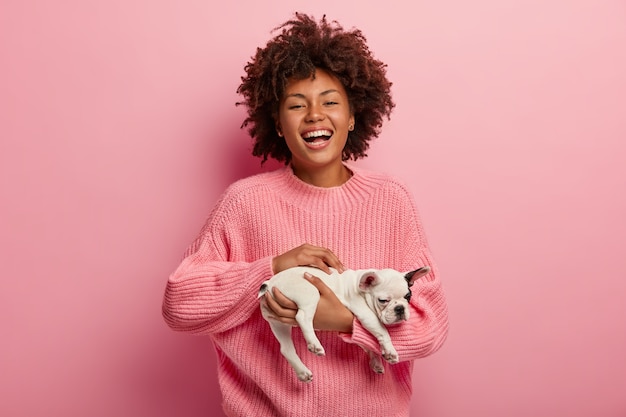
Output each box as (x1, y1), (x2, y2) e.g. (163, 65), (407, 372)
(163, 13), (448, 417)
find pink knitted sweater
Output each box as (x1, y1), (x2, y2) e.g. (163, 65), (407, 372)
(162, 165), (448, 417)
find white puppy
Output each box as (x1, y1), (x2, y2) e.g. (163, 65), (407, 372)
(258, 266), (430, 382)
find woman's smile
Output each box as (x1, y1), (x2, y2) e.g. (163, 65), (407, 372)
(301, 128), (333, 148)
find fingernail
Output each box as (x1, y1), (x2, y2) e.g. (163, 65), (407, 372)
(304, 272), (312, 279)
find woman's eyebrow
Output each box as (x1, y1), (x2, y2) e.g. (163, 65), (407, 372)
(285, 90), (341, 99)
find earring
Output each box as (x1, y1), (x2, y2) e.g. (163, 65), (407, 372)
(348, 124), (354, 131)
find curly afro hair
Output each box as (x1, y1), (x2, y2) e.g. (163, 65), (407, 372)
(237, 13), (395, 164)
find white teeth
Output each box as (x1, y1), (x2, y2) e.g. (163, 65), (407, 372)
(302, 130), (332, 139)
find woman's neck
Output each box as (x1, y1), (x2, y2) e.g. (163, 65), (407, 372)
(290, 162), (353, 188)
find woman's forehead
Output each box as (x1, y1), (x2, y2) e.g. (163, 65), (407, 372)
(283, 68), (347, 97)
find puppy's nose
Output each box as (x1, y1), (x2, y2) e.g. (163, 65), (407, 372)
(394, 305), (405, 316)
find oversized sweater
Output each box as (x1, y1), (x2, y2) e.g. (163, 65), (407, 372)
(162, 165), (449, 417)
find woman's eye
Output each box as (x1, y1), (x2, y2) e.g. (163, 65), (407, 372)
(289, 104), (304, 109)
(324, 101), (338, 106)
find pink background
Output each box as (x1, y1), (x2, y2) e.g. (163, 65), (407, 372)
(2, 1), (625, 416)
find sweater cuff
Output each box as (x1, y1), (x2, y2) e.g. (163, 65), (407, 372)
(338, 318), (380, 353)
(247, 256), (276, 289)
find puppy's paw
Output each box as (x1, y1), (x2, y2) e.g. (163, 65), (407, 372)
(308, 343), (325, 356)
(297, 369), (313, 383)
(369, 354), (385, 374)
(381, 345), (399, 364)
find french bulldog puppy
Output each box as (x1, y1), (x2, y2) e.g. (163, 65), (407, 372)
(258, 266), (430, 382)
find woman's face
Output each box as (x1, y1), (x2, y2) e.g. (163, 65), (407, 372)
(277, 68), (354, 177)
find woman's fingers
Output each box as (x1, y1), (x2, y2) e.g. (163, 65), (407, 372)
(270, 287), (297, 310)
(304, 272), (354, 332)
(272, 243), (345, 274)
(263, 288), (298, 325)
(304, 245), (345, 273)
(303, 272), (331, 294)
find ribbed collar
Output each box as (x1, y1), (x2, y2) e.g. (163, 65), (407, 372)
(266, 164), (381, 214)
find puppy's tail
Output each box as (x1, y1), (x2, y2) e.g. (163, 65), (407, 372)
(258, 281), (270, 298)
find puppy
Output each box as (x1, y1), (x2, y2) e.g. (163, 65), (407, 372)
(258, 266), (430, 382)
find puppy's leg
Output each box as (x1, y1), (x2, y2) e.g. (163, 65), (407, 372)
(353, 308), (399, 364)
(267, 320), (313, 383)
(295, 295), (325, 356)
(366, 349), (385, 374)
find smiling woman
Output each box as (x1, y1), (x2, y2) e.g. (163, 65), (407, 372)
(162, 12), (448, 417)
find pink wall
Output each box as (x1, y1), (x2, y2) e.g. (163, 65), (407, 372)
(2, 1), (625, 416)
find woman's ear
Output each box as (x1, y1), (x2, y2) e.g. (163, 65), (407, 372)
(272, 109), (283, 137)
(348, 115), (355, 131)
(274, 116), (283, 137)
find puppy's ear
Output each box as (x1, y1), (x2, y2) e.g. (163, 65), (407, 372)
(358, 271), (381, 292)
(404, 266), (431, 287)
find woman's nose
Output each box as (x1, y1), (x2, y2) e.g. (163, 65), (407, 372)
(306, 103), (324, 122)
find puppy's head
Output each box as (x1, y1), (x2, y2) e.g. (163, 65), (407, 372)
(358, 267), (430, 325)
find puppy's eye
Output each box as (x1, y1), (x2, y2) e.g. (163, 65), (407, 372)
(378, 299), (389, 304)
(404, 291), (412, 301)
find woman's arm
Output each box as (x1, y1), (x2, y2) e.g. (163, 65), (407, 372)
(162, 244), (275, 335)
(164, 235), (349, 335)
(262, 272), (354, 332)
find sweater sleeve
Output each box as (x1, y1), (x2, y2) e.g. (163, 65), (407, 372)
(162, 254), (273, 336)
(341, 256), (449, 361)
(339, 185), (449, 361)
(162, 192), (275, 335)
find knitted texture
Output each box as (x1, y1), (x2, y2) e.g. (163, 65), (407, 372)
(162, 165), (449, 417)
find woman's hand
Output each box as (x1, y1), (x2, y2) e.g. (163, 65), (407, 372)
(263, 272), (354, 333)
(272, 244), (345, 275)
